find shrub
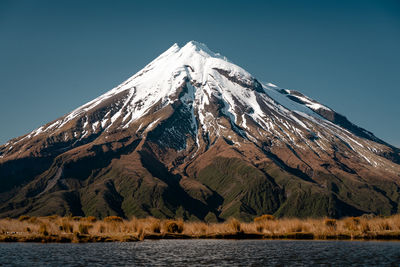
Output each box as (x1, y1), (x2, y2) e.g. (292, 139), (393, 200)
(72, 216), (82, 221)
(18, 215), (30, 222)
(324, 219), (337, 228)
(104, 216), (123, 223)
(164, 220), (184, 233)
(254, 214), (275, 222)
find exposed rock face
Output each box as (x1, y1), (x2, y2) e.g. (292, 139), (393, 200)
(0, 41), (399, 220)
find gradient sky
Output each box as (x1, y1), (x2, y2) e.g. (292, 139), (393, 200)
(0, 0), (399, 147)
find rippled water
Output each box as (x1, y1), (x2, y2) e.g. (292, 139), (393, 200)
(1, 240), (400, 266)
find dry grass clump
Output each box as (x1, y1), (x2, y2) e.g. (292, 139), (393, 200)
(86, 216), (97, 223)
(78, 224), (93, 234)
(149, 219), (161, 233)
(38, 224), (48, 236)
(183, 222), (209, 235)
(45, 215), (59, 221)
(96, 224), (106, 234)
(18, 215), (30, 222)
(104, 216), (123, 223)
(343, 217), (360, 231)
(254, 214), (275, 222)
(254, 215), (276, 233)
(1, 214), (400, 242)
(28, 217), (38, 223)
(59, 221), (74, 233)
(324, 218), (337, 228)
(228, 218), (242, 233)
(164, 220), (184, 233)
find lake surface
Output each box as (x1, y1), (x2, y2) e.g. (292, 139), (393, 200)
(0, 239), (399, 266)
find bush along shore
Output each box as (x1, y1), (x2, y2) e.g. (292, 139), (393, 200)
(1, 214), (400, 243)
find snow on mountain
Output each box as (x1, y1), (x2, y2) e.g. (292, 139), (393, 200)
(1, 41), (398, 171)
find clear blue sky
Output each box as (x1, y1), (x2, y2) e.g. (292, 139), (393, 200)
(1, 0), (399, 147)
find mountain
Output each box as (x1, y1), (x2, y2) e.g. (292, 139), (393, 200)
(1, 41), (399, 221)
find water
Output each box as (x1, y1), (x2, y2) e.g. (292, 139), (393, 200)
(0, 240), (399, 266)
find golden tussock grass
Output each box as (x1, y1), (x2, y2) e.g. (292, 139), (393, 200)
(1, 214), (400, 242)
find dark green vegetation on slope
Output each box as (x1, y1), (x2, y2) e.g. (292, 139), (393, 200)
(1, 147), (399, 221)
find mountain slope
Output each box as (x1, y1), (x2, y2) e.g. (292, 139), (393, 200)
(0, 41), (399, 220)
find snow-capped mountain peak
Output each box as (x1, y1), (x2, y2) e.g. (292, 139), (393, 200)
(29, 41), (255, 134)
(1, 41), (399, 173)
(1, 41), (399, 220)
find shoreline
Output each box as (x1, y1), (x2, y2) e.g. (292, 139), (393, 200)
(1, 215), (400, 243)
(2, 232), (400, 243)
